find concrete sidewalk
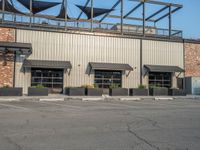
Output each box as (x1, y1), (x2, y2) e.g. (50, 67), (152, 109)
(0, 94), (200, 102)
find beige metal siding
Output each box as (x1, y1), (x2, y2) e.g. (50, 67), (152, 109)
(16, 29), (141, 93)
(142, 40), (184, 87)
(143, 40), (183, 66)
(15, 56), (31, 94)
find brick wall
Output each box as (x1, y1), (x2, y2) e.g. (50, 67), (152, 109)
(0, 28), (15, 87)
(185, 43), (200, 77)
(0, 28), (15, 42)
(0, 53), (14, 87)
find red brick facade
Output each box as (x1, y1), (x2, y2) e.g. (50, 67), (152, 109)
(0, 28), (15, 87)
(0, 28), (15, 42)
(185, 43), (200, 77)
(0, 53), (14, 87)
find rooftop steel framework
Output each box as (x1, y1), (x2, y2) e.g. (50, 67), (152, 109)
(0, 0), (183, 38)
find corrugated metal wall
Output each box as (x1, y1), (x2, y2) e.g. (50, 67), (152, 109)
(16, 29), (141, 93)
(142, 40), (184, 87)
(15, 56), (31, 94)
(15, 29), (184, 93)
(142, 40), (183, 66)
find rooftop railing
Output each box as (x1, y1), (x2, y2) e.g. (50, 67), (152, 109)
(0, 12), (182, 39)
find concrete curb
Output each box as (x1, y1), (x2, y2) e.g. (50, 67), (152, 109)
(154, 97), (174, 101)
(0, 95), (200, 102)
(40, 98), (64, 102)
(173, 96), (200, 100)
(64, 97), (84, 101)
(82, 97), (105, 101)
(120, 97), (141, 101)
(0, 98), (20, 102)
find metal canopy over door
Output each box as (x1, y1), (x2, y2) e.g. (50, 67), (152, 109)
(31, 68), (64, 94)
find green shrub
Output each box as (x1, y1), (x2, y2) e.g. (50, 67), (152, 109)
(36, 84), (45, 88)
(93, 84), (99, 88)
(149, 85), (159, 89)
(109, 84), (120, 89)
(149, 85), (167, 89)
(138, 84), (146, 89)
(3, 84), (10, 88)
(81, 85), (94, 88)
(3, 85), (10, 88)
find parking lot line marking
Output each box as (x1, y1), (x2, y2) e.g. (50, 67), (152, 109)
(0, 103), (29, 110)
(39, 101), (83, 109)
(86, 101), (140, 109)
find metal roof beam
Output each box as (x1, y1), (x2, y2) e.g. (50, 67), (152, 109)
(129, 0), (182, 8)
(123, 2), (142, 18)
(145, 5), (168, 21)
(99, 0), (120, 22)
(77, 0), (90, 20)
(10, 0), (14, 6)
(109, 15), (155, 22)
(155, 7), (181, 22)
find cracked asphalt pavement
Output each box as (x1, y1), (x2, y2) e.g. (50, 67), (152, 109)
(0, 99), (200, 150)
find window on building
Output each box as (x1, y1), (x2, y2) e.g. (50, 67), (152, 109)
(149, 72), (172, 88)
(94, 70), (122, 88)
(31, 68), (63, 93)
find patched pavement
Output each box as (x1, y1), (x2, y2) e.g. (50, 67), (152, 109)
(0, 99), (200, 150)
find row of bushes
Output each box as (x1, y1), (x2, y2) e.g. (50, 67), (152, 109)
(0, 85), (186, 96)
(65, 87), (186, 96)
(0, 87), (48, 97)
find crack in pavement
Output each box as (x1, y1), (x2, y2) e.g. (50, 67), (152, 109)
(126, 116), (161, 130)
(127, 122), (160, 150)
(4, 136), (22, 150)
(140, 117), (161, 129)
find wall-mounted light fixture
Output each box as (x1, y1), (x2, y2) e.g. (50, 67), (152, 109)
(2, 51), (7, 66)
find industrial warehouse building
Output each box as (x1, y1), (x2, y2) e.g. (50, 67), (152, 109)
(0, 0), (199, 95)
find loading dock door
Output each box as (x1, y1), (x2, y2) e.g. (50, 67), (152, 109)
(31, 68), (63, 94)
(23, 59), (72, 94)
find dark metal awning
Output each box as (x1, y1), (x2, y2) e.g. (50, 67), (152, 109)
(89, 62), (133, 71)
(0, 41), (32, 55)
(144, 65), (184, 73)
(23, 59), (72, 69)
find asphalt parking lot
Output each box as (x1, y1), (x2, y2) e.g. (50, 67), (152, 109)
(0, 99), (200, 150)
